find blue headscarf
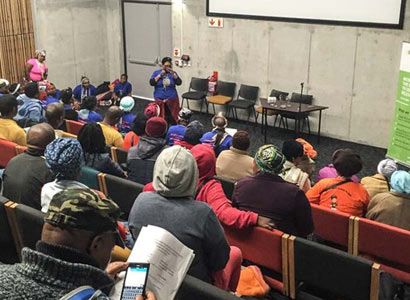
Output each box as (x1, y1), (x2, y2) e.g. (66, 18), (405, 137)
(391, 170), (410, 195)
(45, 138), (84, 180)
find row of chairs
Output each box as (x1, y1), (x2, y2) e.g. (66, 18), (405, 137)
(0, 196), (255, 300)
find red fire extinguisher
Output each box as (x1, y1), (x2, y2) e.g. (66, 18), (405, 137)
(208, 71), (218, 95)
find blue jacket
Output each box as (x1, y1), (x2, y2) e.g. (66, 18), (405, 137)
(15, 94), (45, 124)
(45, 96), (59, 107)
(200, 130), (232, 157)
(78, 109), (103, 123)
(165, 125), (186, 146)
(150, 70), (181, 100)
(114, 81), (132, 96)
(73, 84), (96, 101)
(118, 112), (136, 134)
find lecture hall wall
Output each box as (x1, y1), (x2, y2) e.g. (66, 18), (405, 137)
(32, 0), (410, 148)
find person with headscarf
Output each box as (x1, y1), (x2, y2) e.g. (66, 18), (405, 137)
(129, 146), (241, 291)
(41, 138), (90, 212)
(361, 159), (398, 199)
(232, 145), (314, 237)
(73, 76), (96, 103)
(149, 57), (182, 125)
(8, 83), (24, 97)
(0, 79), (10, 96)
(279, 140), (311, 192)
(165, 108), (193, 146)
(25, 50), (48, 82)
(316, 149), (361, 183)
(200, 112), (233, 157)
(366, 170), (410, 231)
(306, 150), (370, 216)
(118, 96), (136, 134)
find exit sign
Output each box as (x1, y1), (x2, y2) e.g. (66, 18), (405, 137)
(208, 17), (224, 28)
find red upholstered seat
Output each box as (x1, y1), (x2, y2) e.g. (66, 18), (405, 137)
(223, 226), (288, 294)
(65, 120), (84, 136)
(0, 139), (18, 168)
(311, 204), (354, 252)
(356, 218), (410, 284)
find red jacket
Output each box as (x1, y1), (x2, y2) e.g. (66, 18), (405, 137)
(144, 144), (258, 228)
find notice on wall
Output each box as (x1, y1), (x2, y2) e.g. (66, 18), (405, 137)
(387, 42), (410, 167)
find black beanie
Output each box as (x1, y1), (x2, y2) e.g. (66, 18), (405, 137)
(333, 151), (362, 177)
(282, 140), (304, 162)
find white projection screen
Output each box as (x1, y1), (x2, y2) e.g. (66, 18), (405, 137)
(207, 0), (406, 29)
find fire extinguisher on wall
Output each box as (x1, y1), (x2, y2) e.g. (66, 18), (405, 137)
(208, 71), (218, 95)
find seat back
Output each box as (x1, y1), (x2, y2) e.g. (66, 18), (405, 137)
(79, 166), (102, 191)
(224, 226), (288, 294)
(270, 89), (289, 99)
(111, 146), (128, 165)
(0, 197), (19, 263)
(311, 204), (354, 252)
(190, 77), (208, 92)
(100, 173), (144, 219)
(0, 139), (18, 167)
(66, 119), (85, 135)
(356, 217), (410, 279)
(289, 236), (380, 300)
(290, 93), (313, 104)
(237, 84), (259, 102)
(216, 81), (236, 98)
(61, 131), (77, 138)
(15, 145), (27, 155)
(213, 176), (235, 199)
(128, 158), (156, 185)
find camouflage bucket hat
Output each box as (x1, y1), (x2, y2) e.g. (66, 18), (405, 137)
(45, 189), (121, 234)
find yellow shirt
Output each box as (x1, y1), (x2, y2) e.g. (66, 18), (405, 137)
(98, 122), (124, 148)
(0, 118), (27, 146)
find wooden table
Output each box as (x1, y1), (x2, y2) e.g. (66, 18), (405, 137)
(260, 98), (328, 144)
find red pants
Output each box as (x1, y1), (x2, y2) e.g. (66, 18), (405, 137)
(155, 97), (180, 125)
(213, 246), (243, 291)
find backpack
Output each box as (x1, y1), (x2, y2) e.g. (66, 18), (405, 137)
(95, 81), (111, 95)
(59, 286), (107, 300)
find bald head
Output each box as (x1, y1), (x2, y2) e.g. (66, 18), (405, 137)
(27, 123), (55, 151)
(46, 103), (65, 129)
(104, 106), (123, 126)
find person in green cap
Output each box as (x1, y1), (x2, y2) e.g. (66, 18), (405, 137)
(232, 144), (314, 237)
(0, 189), (155, 300)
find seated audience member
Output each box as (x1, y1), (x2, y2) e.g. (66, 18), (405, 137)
(59, 87), (78, 121)
(0, 188), (131, 299)
(280, 140), (311, 192)
(129, 146), (241, 291)
(8, 83), (24, 97)
(2, 123), (55, 210)
(118, 96), (136, 134)
(0, 78), (9, 96)
(306, 150), (369, 216)
(165, 108), (193, 146)
(200, 113), (232, 157)
(144, 102), (160, 119)
(216, 130), (254, 181)
(127, 117), (167, 184)
(114, 74), (132, 97)
(174, 120), (205, 150)
(295, 138), (317, 177)
(41, 138), (89, 212)
(73, 76), (96, 102)
(45, 82), (59, 107)
(98, 106), (124, 148)
(45, 103), (65, 138)
(123, 112), (149, 150)
(317, 149), (360, 183)
(233, 145), (314, 237)
(366, 170), (410, 231)
(78, 96), (103, 124)
(0, 94), (27, 146)
(77, 123), (126, 178)
(361, 159), (397, 199)
(15, 81), (45, 126)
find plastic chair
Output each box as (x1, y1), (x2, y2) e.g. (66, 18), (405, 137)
(256, 89), (289, 130)
(0, 139), (18, 167)
(280, 92), (313, 134)
(206, 81), (236, 114)
(181, 77), (208, 112)
(228, 84), (259, 123)
(66, 119), (84, 135)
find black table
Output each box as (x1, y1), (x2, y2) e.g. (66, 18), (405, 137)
(260, 99), (328, 144)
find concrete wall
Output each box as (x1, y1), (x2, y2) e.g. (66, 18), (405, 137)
(172, 0), (410, 148)
(31, 0), (123, 89)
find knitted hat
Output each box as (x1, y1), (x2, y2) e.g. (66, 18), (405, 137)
(119, 96), (135, 112)
(145, 117), (167, 137)
(282, 140), (304, 162)
(144, 103), (160, 118)
(391, 170), (410, 195)
(377, 159), (398, 178)
(45, 138), (84, 180)
(254, 144), (286, 174)
(184, 120), (204, 145)
(333, 151), (362, 177)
